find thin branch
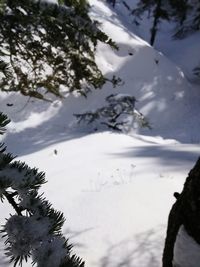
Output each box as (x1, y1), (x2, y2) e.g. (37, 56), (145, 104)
(4, 191), (22, 216)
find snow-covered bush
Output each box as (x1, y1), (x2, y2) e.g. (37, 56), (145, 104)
(0, 112), (83, 267)
(74, 94), (150, 132)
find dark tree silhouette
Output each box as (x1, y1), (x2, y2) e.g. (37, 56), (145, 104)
(163, 157), (200, 267)
(131, 0), (190, 45)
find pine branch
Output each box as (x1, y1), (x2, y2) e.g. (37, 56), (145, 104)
(0, 0), (117, 100)
(0, 112), (10, 135)
(4, 191), (22, 216)
(0, 128), (84, 267)
(74, 94), (150, 132)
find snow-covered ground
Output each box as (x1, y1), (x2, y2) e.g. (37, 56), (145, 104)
(115, 0), (200, 82)
(0, 0), (200, 266)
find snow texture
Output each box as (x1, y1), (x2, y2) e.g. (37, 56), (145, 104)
(0, 0), (200, 266)
(173, 225), (200, 267)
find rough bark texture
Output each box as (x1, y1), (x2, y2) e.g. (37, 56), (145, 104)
(162, 157), (200, 267)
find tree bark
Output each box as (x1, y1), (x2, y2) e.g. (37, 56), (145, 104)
(150, 0), (162, 46)
(162, 157), (200, 267)
(107, 0), (116, 8)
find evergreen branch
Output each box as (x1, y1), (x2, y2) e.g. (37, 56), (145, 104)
(0, 127), (84, 267)
(4, 191), (22, 216)
(0, 0), (117, 100)
(0, 112), (10, 135)
(74, 94), (150, 132)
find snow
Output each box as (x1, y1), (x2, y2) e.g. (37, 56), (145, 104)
(115, 0), (200, 82)
(0, 0), (200, 266)
(173, 225), (200, 267)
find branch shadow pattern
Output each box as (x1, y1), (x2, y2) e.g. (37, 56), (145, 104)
(100, 226), (164, 267)
(63, 227), (95, 249)
(1, 11), (200, 158)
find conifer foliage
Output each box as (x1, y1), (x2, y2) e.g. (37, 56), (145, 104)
(132, 0), (169, 45)
(0, 112), (84, 267)
(0, 112), (10, 135)
(169, 0), (200, 40)
(0, 0), (116, 100)
(74, 94), (150, 132)
(130, 0), (192, 45)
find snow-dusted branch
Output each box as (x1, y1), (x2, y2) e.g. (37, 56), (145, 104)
(74, 93), (151, 132)
(0, 113), (83, 267)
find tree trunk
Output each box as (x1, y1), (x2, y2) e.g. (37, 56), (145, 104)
(150, 0), (162, 46)
(162, 157), (200, 267)
(107, 0), (116, 8)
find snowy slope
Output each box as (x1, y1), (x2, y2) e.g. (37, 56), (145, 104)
(115, 0), (200, 82)
(1, 0), (199, 150)
(0, 132), (199, 267)
(91, 1), (200, 143)
(0, 1), (200, 267)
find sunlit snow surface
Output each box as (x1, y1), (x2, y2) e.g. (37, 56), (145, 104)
(0, 0), (200, 266)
